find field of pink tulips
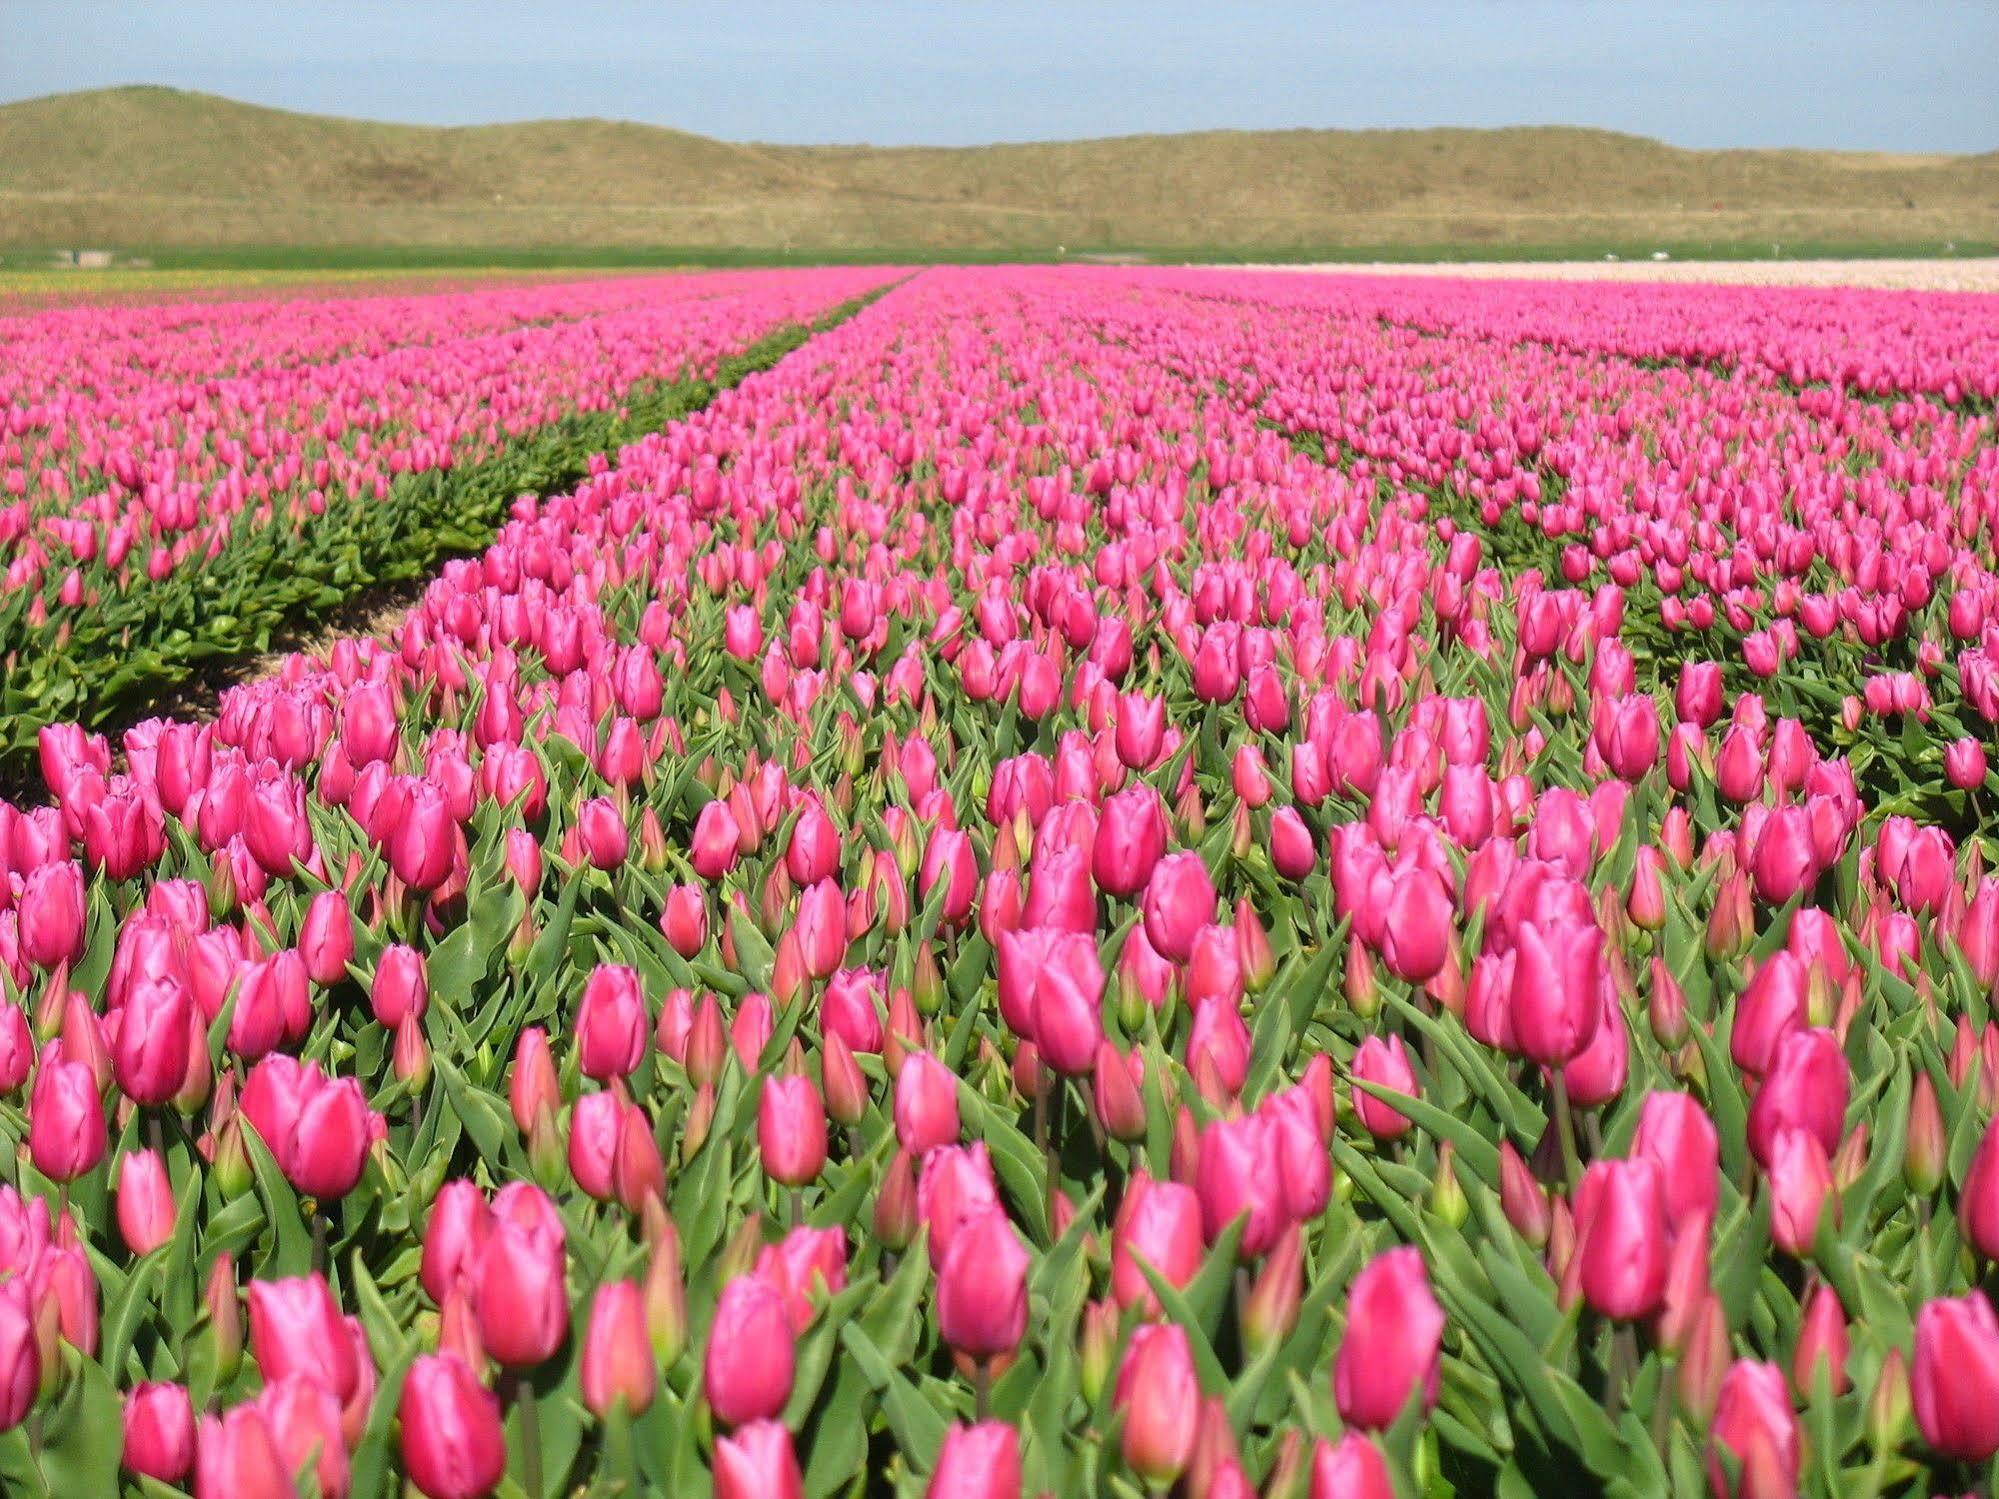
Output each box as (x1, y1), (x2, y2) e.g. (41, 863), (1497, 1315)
(0, 267), (896, 753)
(2, 262), (1999, 1498)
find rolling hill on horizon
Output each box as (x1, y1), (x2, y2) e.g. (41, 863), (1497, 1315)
(2, 86), (1995, 258)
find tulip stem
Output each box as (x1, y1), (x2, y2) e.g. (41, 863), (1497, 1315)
(1649, 1361), (1675, 1457)
(789, 1186), (804, 1230)
(1034, 1083), (1057, 1230)
(514, 1371), (543, 1498)
(973, 1359), (991, 1421)
(1606, 1324), (1637, 1425)
(311, 1213), (327, 1275)
(1550, 1074), (1582, 1190)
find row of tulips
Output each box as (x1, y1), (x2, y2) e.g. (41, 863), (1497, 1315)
(1207, 267), (1999, 403)
(0, 265), (1997, 1497)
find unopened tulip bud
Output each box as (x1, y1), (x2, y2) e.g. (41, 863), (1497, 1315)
(1010, 1040), (1045, 1104)
(910, 941), (945, 1017)
(1792, 1282), (1850, 1399)
(1116, 1323), (1200, 1484)
(527, 1099), (565, 1188)
(1093, 1043), (1147, 1143)
(1626, 847), (1666, 932)
(1429, 1141), (1469, 1228)
(205, 1255), (242, 1385)
(1546, 1197), (1577, 1287)
(1234, 899), (1275, 992)
(1242, 1225), (1304, 1354)
(873, 1149), (918, 1252)
(686, 997), (728, 1087)
(211, 1113), (253, 1199)
(1647, 959), (1688, 1048)
(1830, 1123), (1868, 1193)
(681, 1083), (717, 1163)
(117, 1148), (176, 1256)
(1498, 1139), (1549, 1248)
(399, 1353), (507, 1499)
(1079, 1297), (1119, 1407)
(1344, 940), (1379, 1018)
(1185, 1396), (1242, 1499)
(122, 1380), (195, 1484)
(1705, 871), (1752, 960)
(1334, 1248), (1444, 1429)
(1906, 1072), (1946, 1196)
(1655, 1292), (1725, 1433)
(821, 1030), (869, 1127)
(509, 1027), (559, 1135)
(438, 1284), (487, 1377)
(758, 1074), (828, 1187)
(509, 909), (538, 963)
(642, 1205), (687, 1368)
(392, 1012), (431, 1091)
(1866, 1346), (1910, 1452)
(1263, 1430), (1310, 1499)
(581, 1280), (657, 1417)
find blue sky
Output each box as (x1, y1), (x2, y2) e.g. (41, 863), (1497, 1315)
(3, 1), (1993, 152)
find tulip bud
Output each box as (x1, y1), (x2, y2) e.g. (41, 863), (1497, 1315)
(1907, 1071), (1946, 1197)
(927, 1420), (1022, 1499)
(581, 1280), (656, 1417)
(936, 1210), (1029, 1361)
(1092, 1043), (1147, 1144)
(758, 1074), (828, 1187)
(1344, 939), (1379, 1018)
(1707, 1360), (1802, 1499)
(528, 1098), (565, 1187)
(509, 1027), (560, 1136)
(1677, 1293), (1730, 1425)
(821, 1030), (870, 1128)
(203, 1255), (242, 1385)
(1573, 1159), (1670, 1320)
(1791, 1281), (1849, 1399)
(122, 1380), (195, 1483)
(399, 1353), (507, 1499)
(1334, 1247), (1443, 1429)
(1705, 870), (1753, 960)
(1429, 1140), (1469, 1228)
(29, 1058), (107, 1183)
(393, 1012), (432, 1091)
(1242, 1225), (1303, 1354)
(1186, 1396), (1243, 1499)
(911, 941), (946, 1017)
(1234, 899), (1276, 992)
(704, 1276), (795, 1427)
(1079, 1298), (1118, 1407)
(873, 1148), (918, 1252)
(1116, 1323), (1200, 1484)
(116, 1148), (176, 1256)
(680, 1082), (717, 1164)
(713, 1419), (804, 1499)
(1498, 1139), (1550, 1248)
(1866, 1346), (1910, 1452)
(1308, 1432), (1394, 1499)
(1647, 958), (1688, 1049)
(1625, 846), (1666, 931)
(1912, 1291), (1999, 1461)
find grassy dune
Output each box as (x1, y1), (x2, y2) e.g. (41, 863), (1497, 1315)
(2, 86), (1994, 260)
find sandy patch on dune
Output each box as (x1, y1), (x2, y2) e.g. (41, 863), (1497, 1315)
(1211, 258), (1999, 292)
